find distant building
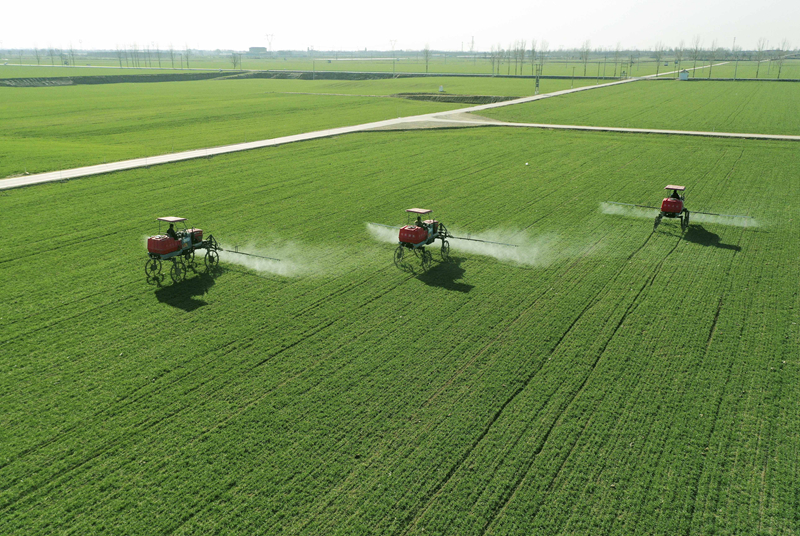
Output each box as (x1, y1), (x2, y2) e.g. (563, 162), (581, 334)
(679, 69), (689, 81)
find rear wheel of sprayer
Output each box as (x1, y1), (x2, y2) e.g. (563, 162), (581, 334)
(170, 259), (186, 283)
(421, 249), (432, 271)
(681, 209), (690, 232)
(441, 239), (450, 261)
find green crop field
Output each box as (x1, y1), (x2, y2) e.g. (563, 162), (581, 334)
(679, 60), (800, 80)
(2, 125), (798, 534)
(0, 80), (466, 178)
(477, 80), (800, 135)
(0, 76), (608, 178)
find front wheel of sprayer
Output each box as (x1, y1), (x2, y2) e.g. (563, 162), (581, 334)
(145, 258), (162, 283)
(653, 213), (662, 231)
(440, 239), (450, 261)
(205, 249), (220, 271)
(170, 259), (186, 283)
(681, 209), (690, 232)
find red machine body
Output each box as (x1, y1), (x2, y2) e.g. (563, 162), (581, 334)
(147, 236), (182, 255)
(399, 225), (428, 245)
(186, 228), (204, 243)
(660, 198), (684, 214)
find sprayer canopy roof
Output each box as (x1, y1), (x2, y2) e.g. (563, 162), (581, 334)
(664, 185), (685, 191)
(406, 208), (432, 215)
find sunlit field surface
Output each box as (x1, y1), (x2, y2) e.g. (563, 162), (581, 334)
(0, 80), (464, 177)
(2, 125), (798, 534)
(0, 76), (611, 178)
(478, 80), (800, 135)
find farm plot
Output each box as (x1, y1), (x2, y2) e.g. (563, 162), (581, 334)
(693, 59), (800, 80)
(477, 79), (800, 135)
(0, 79), (466, 178)
(0, 75), (608, 179)
(1, 127), (798, 534)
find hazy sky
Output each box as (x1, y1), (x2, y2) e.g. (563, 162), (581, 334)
(2, 0), (797, 52)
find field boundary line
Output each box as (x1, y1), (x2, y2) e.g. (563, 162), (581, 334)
(467, 120), (800, 141)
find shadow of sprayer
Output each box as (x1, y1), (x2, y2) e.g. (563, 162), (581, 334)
(683, 225), (741, 251)
(154, 270), (218, 312)
(416, 256), (474, 293)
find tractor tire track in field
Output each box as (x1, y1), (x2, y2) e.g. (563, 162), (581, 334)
(481, 232), (685, 534)
(404, 230), (671, 533)
(421, 225), (616, 409)
(680, 217), (750, 533)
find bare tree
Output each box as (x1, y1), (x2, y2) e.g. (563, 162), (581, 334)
(184, 44), (191, 68)
(777, 39), (789, 79)
(755, 37), (767, 78)
(422, 44), (431, 73)
(580, 40), (591, 75)
(115, 46), (124, 67)
(529, 39), (537, 75)
(33, 46), (41, 65)
(675, 40), (684, 73)
(169, 44), (175, 69)
(231, 52), (242, 69)
(538, 40), (548, 75)
(515, 39), (526, 75)
(18, 49), (24, 65)
(155, 43), (161, 68)
(613, 42), (621, 77)
(691, 35), (702, 77)
(68, 43), (76, 66)
(706, 39), (717, 78)
(48, 47), (56, 66)
(653, 41), (665, 77)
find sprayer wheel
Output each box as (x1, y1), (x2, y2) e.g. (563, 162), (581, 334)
(654, 213), (662, 231)
(145, 258), (162, 282)
(205, 249), (219, 270)
(681, 209), (690, 232)
(421, 249), (432, 271)
(393, 245), (405, 267)
(170, 259), (186, 283)
(441, 239), (450, 261)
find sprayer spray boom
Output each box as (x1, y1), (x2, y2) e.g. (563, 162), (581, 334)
(221, 245), (281, 262)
